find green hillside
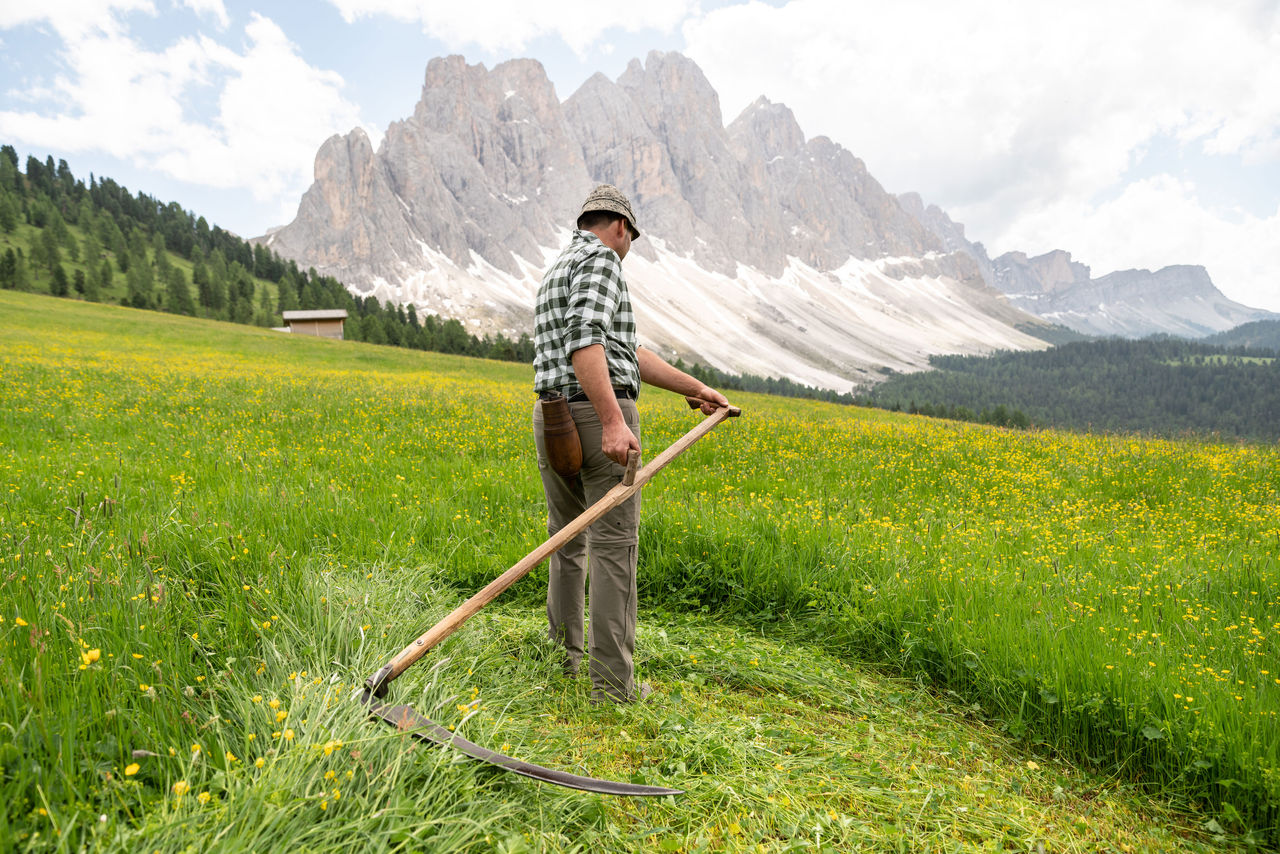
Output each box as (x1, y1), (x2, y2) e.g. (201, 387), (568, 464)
(0, 146), (533, 361)
(1204, 320), (1280, 352)
(861, 338), (1280, 441)
(3, 291), (1276, 851)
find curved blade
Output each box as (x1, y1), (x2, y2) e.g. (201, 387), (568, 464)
(366, 698), (683, 797)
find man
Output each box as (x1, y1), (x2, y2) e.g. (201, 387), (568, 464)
(532, 184), (729, 704)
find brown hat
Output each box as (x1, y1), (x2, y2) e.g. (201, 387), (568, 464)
(578, 184), (640, 239)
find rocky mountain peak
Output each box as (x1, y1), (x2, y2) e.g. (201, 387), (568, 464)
(618, 50), (725, 134)
(995, 250), (1091, 296)
(259, 51), (1062, 391)
(728, 97), (806, 160)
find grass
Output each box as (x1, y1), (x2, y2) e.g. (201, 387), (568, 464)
(1, 289), (1275, 850)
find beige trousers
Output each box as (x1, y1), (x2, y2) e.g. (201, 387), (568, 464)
(532, 397), (641, 702)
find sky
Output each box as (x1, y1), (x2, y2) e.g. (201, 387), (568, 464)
(2, 0), (1278, 312)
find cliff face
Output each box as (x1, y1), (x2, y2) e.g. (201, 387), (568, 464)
(985, 250), (1274, 338)
(900, 194), (1276, 337)
(261, 51), (1059, 391)
(999, 262), (1276, 338)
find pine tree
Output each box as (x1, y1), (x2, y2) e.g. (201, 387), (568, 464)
(98, 259), (113, 299)
(12, 249), (30, 291)
(84, 262), (101, 302)
(164, 266), (195, 315)
(208, 250), (229, 308)
(277, 275), (299, 312)
(192, 259), (213, 308)
(82, 233), (101, 268)
(0, 248), (15, 288)
(76, 198), (94, 229)
(51, 263), (69, 296)
(362, 314), (387, 344)
(229, 295), (252, 324)
(254, 283), (274, 326)
(0, 189), (17, 233)
(126, 255), (154, 308)
(152, 231), (171, 279)
(39, 227), (62, 276)
(0, 148), (17, 196)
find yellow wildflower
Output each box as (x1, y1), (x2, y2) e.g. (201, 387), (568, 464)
(124, 763), (140, 776)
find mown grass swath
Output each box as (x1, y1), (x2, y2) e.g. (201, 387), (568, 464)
(1, 290), (1276, 849)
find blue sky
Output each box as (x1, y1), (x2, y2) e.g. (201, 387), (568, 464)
(2, 0), (1278, 311)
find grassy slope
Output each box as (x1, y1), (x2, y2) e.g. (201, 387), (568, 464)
(0, 291), (1261, 852)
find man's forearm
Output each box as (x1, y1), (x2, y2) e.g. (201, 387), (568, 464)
(571, 344), (640, 465)
(571, 344), (626, 425)
(637, 346), (711, 398)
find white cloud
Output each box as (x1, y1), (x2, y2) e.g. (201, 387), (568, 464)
(683, 0), (1280, 310)
(326, 0), (697, 55)
(0, 8), (367, 217)
(182, 0), (229, 29)
(0, 0), (154, 41)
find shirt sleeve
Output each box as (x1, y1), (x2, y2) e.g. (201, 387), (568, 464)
(563, 245), (623, 357)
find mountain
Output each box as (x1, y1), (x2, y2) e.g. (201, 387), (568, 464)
(902, 199), (1276, 338)
(260, 52), (1052, 393)
(991, 253), (1275, 338)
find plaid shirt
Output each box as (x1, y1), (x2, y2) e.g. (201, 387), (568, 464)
(533, 230), (639, 397)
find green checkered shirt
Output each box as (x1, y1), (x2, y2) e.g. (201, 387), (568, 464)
(533, 230), (639, 397)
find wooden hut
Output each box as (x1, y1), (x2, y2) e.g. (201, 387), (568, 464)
(280, 309), (348, 340)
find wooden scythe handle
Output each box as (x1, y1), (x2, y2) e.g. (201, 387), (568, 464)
(375, 405), (740, 689)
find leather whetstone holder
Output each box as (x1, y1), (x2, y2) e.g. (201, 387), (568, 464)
(541, 391), (582, 478)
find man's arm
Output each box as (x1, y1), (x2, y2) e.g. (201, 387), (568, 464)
(637, 346), (729, 415)
(572, 344), (641, 466)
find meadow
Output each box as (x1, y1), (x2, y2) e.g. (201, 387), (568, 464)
(1, 290), (1276, 851)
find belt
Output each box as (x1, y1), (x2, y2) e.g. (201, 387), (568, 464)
(540, 387), (636, 403)
(570, 387), (635, 403)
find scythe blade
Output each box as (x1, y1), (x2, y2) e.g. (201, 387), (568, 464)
(363, 694), (683, 797)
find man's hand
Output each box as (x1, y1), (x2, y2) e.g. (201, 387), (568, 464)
(602, 419), (642, 467)
(685, 385), (729, 416)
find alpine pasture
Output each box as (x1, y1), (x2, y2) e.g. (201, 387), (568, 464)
(1, 290), (1276, 851)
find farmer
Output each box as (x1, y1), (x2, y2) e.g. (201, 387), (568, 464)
(532, 184), (729, 704)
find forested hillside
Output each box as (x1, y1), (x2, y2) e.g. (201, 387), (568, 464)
(863, 338), (1280, 441)
(0, 146), (533, 361)
(1204, 319), (1280, 351)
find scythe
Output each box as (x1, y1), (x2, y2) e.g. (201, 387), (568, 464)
(360, 403), (740, 796)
